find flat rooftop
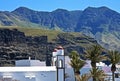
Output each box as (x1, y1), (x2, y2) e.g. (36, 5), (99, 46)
(0, 66), (56, 72)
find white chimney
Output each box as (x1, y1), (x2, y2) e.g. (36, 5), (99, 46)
(52, 49), (57, 57)
(57, 46), (64, 55)
(52, 49), (57, 66)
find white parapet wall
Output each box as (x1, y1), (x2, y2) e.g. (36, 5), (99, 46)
(16, 60), (46, 66)
(0, 66), (56, 81)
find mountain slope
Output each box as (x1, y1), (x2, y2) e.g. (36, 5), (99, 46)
(0, 11), (17, 26)
(0, 28), (97, 66)
(76, 7), (120, 50)
(11, 7), (82, 31)
(0, 6), (120, 50)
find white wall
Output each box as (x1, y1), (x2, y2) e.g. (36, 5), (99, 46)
(65, 68), (75, 81)
(0, 71), (56, 81)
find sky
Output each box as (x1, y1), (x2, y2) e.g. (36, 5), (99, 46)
(0, 0), (120, 13)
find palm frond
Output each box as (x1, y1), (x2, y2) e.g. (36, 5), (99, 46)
(69, 51), (86, 73)
(90, 68), (106, 81)
(79, 74), (91, 81)
(84, 45), (107, 67)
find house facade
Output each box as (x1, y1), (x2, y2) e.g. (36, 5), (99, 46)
(0, 46), (75, 81)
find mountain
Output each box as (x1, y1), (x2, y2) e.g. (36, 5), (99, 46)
(0, 6), (120, 50)
(76, 7), (120, 50)
(11, 7), (82, 30)
(0, 11), (16, 26)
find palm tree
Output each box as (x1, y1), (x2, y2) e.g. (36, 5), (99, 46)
(90, 68), (106, 81)
(69, 51), (86, 81)
(108, 50), (120, 81)
(84, 45), (106, 81)
(77, 73), (91, 81)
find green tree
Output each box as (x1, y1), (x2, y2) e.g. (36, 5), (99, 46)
(90, 68), (106, 81)
(84, 45), (106, 81)
(69, 51), (86, 81)
(108, 50), (120, 81)
(77, 73), (91, 81)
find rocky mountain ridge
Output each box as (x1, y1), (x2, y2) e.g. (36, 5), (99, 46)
(0, 6), (120, 50)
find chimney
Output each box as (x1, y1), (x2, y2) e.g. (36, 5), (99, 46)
(52, 48), (57, 57)
(52, 49), (58, 66)
(57, 46), (64, 55)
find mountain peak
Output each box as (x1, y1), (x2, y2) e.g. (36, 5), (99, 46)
(84, 6), (108, 10)
(12, 7), (35, 13)
(84, 6), (112, 12)
(53, 8), (69, 12)
(98, 6), (109, 9)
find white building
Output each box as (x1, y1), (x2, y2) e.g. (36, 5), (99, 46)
(0, 46), (75, 81)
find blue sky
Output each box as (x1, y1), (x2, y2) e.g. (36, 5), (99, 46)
(0, 0), (120, 13)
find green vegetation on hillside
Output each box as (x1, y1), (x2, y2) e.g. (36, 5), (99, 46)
(0, 26), (61, 42)
(0, 26), (84, 42)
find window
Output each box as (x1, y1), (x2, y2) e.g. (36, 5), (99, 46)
(58, 59), (63, 68)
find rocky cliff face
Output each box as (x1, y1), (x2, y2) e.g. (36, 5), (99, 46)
(0, 29), (97, 66)
(0, 29), (47, 66)
(0, 29), (25, 44)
